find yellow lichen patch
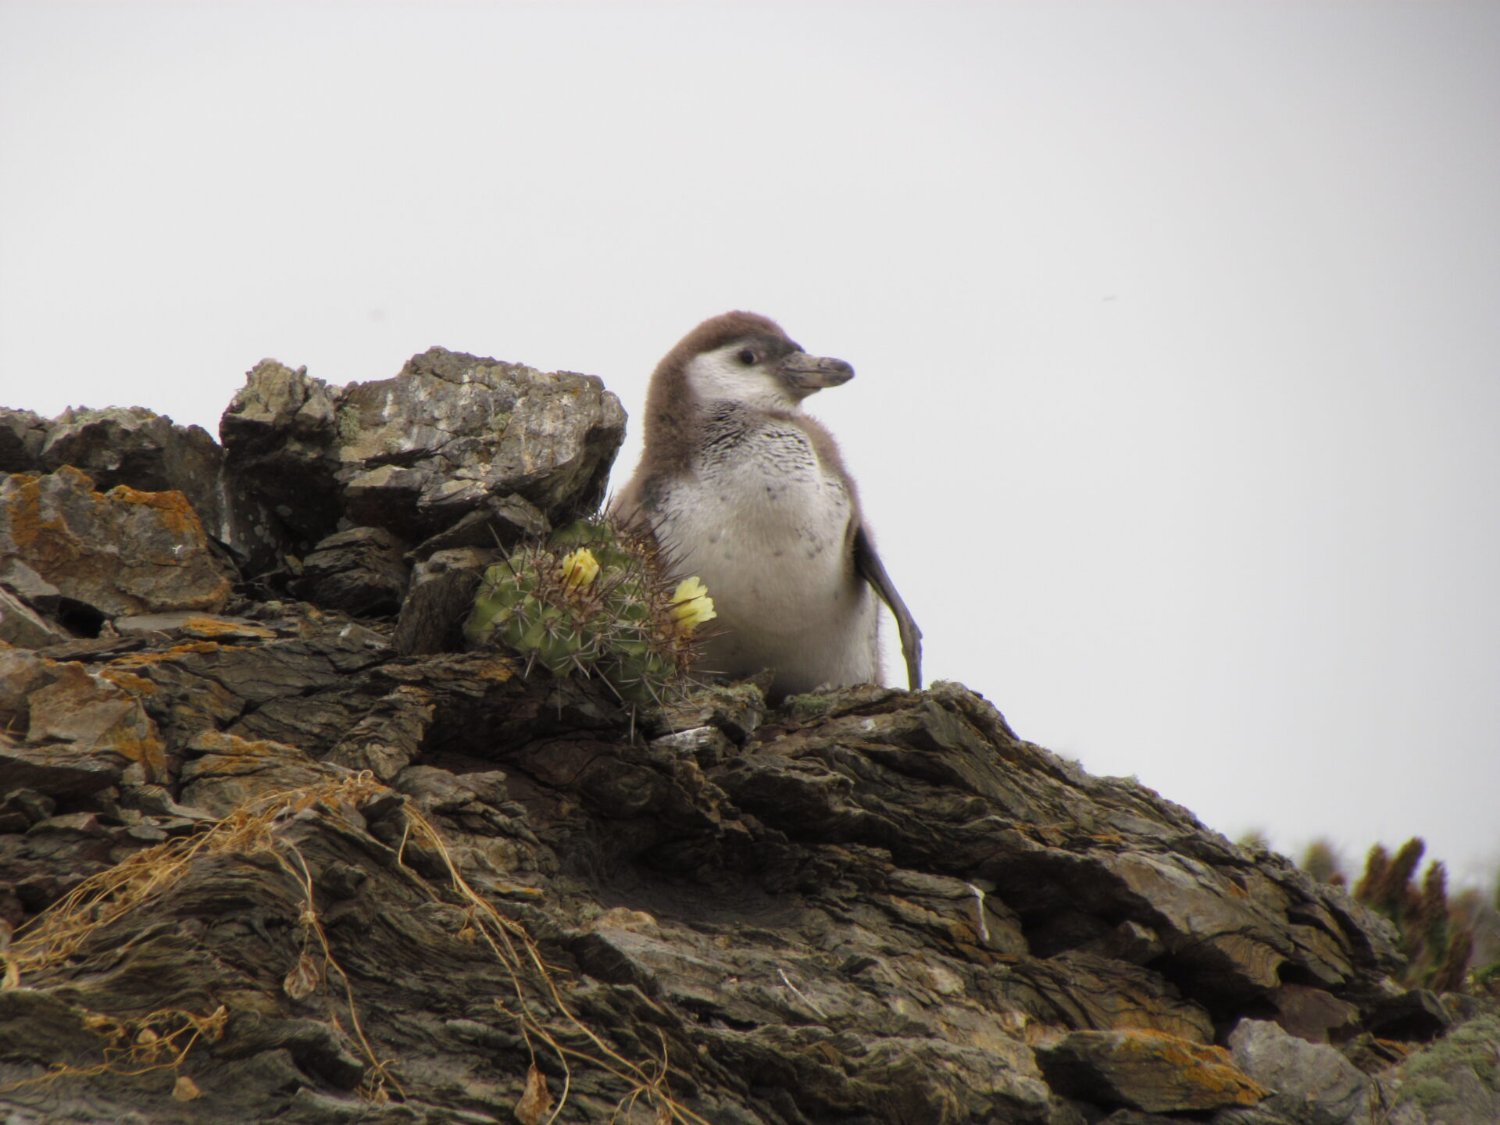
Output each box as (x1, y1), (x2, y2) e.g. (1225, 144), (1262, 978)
(98, 668), (159, 697)
(468, 654), (518, 682)
(179, 616), (277, 641)
(25, 663), (168, 783)
(188, 731), (302, 774)
(104, 484), (209, 546)
(99, 716), (169, 781)
(111, 642), (229, 670)
(0, 472), (74, 561)
(1107, 1029), (1269, 1107)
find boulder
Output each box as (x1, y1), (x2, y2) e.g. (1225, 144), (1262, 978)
(219, 349), (624, 578)
(0, 466), (234, 624)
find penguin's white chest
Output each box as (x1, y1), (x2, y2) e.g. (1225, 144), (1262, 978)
(659, 425), (878, 693)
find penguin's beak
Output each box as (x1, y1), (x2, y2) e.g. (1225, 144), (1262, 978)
(777, 352), (854, 398)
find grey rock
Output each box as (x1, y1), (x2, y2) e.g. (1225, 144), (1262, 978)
(220, 349), (624, 583)
(39, 406), (230, 542)
(391, 546), (497, 655)
(1266, 982), (1362, 1043)
(1, 347), (1461, 1125)
(1365, 989), (1453, 1042)
(0, 739), (122, 799)
(110, 611), (276, 639)
(0, 407), (49, 472)
(0, 585), (71, 648)
(293, 525), (410, 616)
(0, 557), (61, 612)
(219, 359), (344, 551)
(408, 492), (550, 560)
(1035, 1029), (1268, 1113)
(1380, 1013), (1500, 1124)
(0, 466), (235, 619)
(1223, 1019), (1374, 1125)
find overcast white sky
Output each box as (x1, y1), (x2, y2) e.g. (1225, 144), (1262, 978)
(3, 1), (1497, 885)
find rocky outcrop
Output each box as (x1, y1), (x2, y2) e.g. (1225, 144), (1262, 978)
(220, 349), (623, 578)
(1, 350), (1495, 1124)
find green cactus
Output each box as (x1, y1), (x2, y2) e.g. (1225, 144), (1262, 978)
(463, 516), (714, 705)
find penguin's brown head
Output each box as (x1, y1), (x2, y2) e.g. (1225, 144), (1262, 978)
(651, 311), (853, 417)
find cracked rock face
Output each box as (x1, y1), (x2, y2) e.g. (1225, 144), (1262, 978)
(0, 466), (234, 622)
(220, 349), (625, 571)
(2, 350), (1496, 1124)
(1, 347), (624, 629)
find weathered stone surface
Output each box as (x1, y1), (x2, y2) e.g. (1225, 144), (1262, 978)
(0, 466), (234, 619)
(38, 406), (230, 542)
(1224, 1019), (1375, 1125)
(4, 350), (1488, 1124)
(0, 634), (1439, 1124)
(0, 737), (125, 799)
(218, 359), (343, 550)
(1266, 982), (1362, 1044)
(219, 349), (624, 577)
(714, 685), (1402, 1014)
(391, 546), (496, 655)
(0, 584), (71, 647)
(0, 407), (49, 472)
(179, 729), (349, 816)
(1035, 1029), (1269, 1113)
(0, 556), (61, 611)
(408, 491), (550, 560)
(1380, 1014), (1500, 1124)
(8, 658), (166, 786)
(292, 525), (410, 616)
(1365, 988), (1453, 1042)
(110, 612), (277, 641)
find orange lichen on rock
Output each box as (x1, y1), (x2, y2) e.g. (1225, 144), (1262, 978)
(0, 470), (76, 566)
(23, 662), (169, 783)
(1037, 1027), (1269, 1113)
(180, 616), (276, 641)
(0, 467), (234, 617)
(104, 482), (211, 545)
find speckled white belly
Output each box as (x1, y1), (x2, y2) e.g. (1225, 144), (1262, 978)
(659, 427), (879, 694)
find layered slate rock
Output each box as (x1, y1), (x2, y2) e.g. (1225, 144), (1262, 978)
(38, 407), (229, 544)
(2, 353), (1497, 1124)
(1035, 1029), (1269, 1113)
(0, 347), (623, 622)
(0, 466), (234, 624)
(0, 619), (1455, 1124)
(1224, 1019), (1376, 1124)
(220, 349), (625, 576)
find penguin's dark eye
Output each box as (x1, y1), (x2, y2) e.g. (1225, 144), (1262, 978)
(736, 348), (757, 366)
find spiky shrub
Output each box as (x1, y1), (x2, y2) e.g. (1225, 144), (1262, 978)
(463, 517), (715, 705)
(1349, 837), (1477, 992)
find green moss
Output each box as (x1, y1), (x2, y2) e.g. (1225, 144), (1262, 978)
(1401, 1016), (1500, 1095)
(1473, 962), (1500, 990)
(334, 403), (363, 444)
(1401, 1076), (1456, 1107)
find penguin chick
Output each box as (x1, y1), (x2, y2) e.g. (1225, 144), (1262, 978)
(611, 311), (921, 700)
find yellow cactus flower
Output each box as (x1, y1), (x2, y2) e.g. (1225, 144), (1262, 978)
(559, 548), (600, 593)
(669, 576), (717, 632)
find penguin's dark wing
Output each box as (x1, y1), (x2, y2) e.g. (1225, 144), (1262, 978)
(853, 526), (923, 690)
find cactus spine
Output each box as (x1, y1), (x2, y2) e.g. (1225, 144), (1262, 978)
(463, 517), (714, 704)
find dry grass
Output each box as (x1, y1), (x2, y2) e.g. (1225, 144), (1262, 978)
(2, 772), (709, 1123)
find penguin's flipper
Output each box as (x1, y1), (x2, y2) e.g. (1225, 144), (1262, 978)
(853, 526), (923, 691)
